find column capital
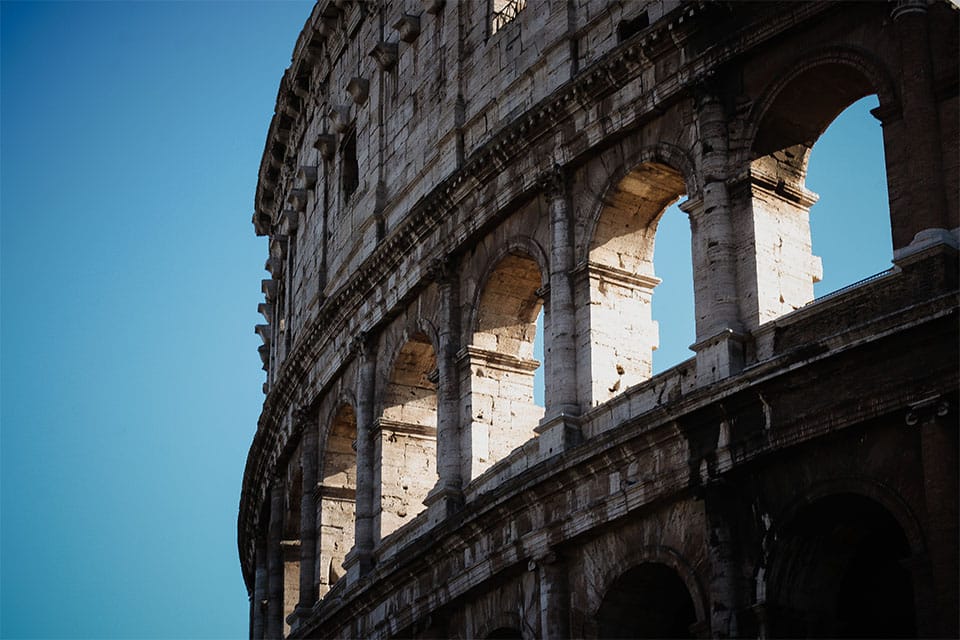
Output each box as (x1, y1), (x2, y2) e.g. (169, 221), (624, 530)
(905, 395), (951, 426)
(892, 0), (928, 20)
(351, 331), (376, 359)
(427, 253), (456, 285)
(538, 163), (567, 200)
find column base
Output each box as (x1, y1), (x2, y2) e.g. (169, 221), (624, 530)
(535, 412), (582, 457)
(692, 330), (747, 387)
(424, 481), (464, 526)
(342, 545), (374, 586)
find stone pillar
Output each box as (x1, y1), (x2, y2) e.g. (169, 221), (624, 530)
(535, 551), (570, 640)
(252, 536), (268, 640)
(425, 255), (465, 522)
(267, 478), (285, 640)
(891, 0), (948, 249)
(536, 165), (582, 451)
(687, 91), (746, 385)
(295, 408), (319, 613)
(345, 333), (376, 581)
(703, 484), (746, 639)
(907, 396), (958, 638)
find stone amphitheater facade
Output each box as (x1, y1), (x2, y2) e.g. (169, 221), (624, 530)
(239, 1), (959, 638)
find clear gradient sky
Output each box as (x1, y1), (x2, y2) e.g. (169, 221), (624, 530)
(1, 3), (888, 639)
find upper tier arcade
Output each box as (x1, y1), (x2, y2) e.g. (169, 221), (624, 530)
(241, 1), (958, 638)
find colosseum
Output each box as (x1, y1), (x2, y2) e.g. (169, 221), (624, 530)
(239, 1), (958, 637)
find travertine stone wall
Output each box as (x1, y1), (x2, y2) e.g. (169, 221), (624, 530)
(240, 1), (959, 638)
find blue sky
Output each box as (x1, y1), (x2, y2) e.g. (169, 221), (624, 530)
(1, 3), (888, 638)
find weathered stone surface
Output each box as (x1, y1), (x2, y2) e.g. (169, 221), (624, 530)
(241, 1), (959, 638)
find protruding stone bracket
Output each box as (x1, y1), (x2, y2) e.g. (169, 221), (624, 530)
(258, 302), (274, 322)
(370, 42), (399, 71)
(329, 104), (352, 133)
(258, 344), (270, 369)
(393, 14), (421, 43)
(346, 77), (369, 105)
(261, 279), (277, 302)
(265, 256), (283, 278)
(287, 188), (308, 213)
(255, 324), (273, 347)
(297, 165), (318, 189)
(372, 417), (437, 439)
(313, 133), (337, 161)
(282, 209), (299, 235)
(270, 235), (289, 261)
(423, 0), (444, 14)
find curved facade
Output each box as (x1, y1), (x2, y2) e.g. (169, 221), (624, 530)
(240, 1), (959, 638)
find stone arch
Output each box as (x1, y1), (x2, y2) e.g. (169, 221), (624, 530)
(317, 401), (358, 595)
(748, 46), (898, 165)
(476, 612), (524, 640)
(579, 153), (695, 406)
(594, 546), (708, 639)
(465, 235), (549, 345)
(741, 46), (899, 325)
(375, 331), (438, 541)
(580, 142), (700, 265)
(460, 238), (548, 484)
(761, 489), (919, 638)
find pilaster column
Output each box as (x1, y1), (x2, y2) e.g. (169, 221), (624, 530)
(346, 333), (376, 580)
(907, 396), (958, 637)
(295, 408), (319, 613)
(891, 0), (948, 247)
(687, 90), (746, 385)
(541, 165), (579, 419)
(267, 478), (285, 640)
(534, 551), (570, 639)
(535, 166), (582, 454)
(425, 256), (464, 521)
(702, 484), (747, 639)
(252, 536), (268, 640)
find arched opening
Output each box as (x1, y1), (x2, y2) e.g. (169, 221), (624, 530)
(581, 161), (690, 405)
(376, 333), (437, 540)
(767, 493), (916, 638)
(806, 96), (891, 297)
(651, 202), (696, 374)
(318, 404), (356, 595)
(748, 61), (891, 325)
(462, 251), (544, 482)
(597, 562), (697, 638)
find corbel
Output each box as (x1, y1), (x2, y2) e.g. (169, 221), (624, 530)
(287, 189), (308, 213)
(369, 42), (399, 71)
(262, 279), (278, 302)
(258, 344), (270, 370)
(328, 104), (352, 133)
(258, 302), (274, 322)
(281, 209), (300, 235)
(313, 133), (337, 161)
(393, 14), (421, 43)
(315, 15), (338, 38)
(255, 324), (273, 347)
(265, 256), (284, 278)
(297, 165), (318, 189)
(270, 235), (289, 261)
(346, 77), (369, 105)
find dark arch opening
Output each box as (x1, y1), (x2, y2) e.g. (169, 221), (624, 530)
(597, 562), (697, 639)
(768, 493), (916, 638)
